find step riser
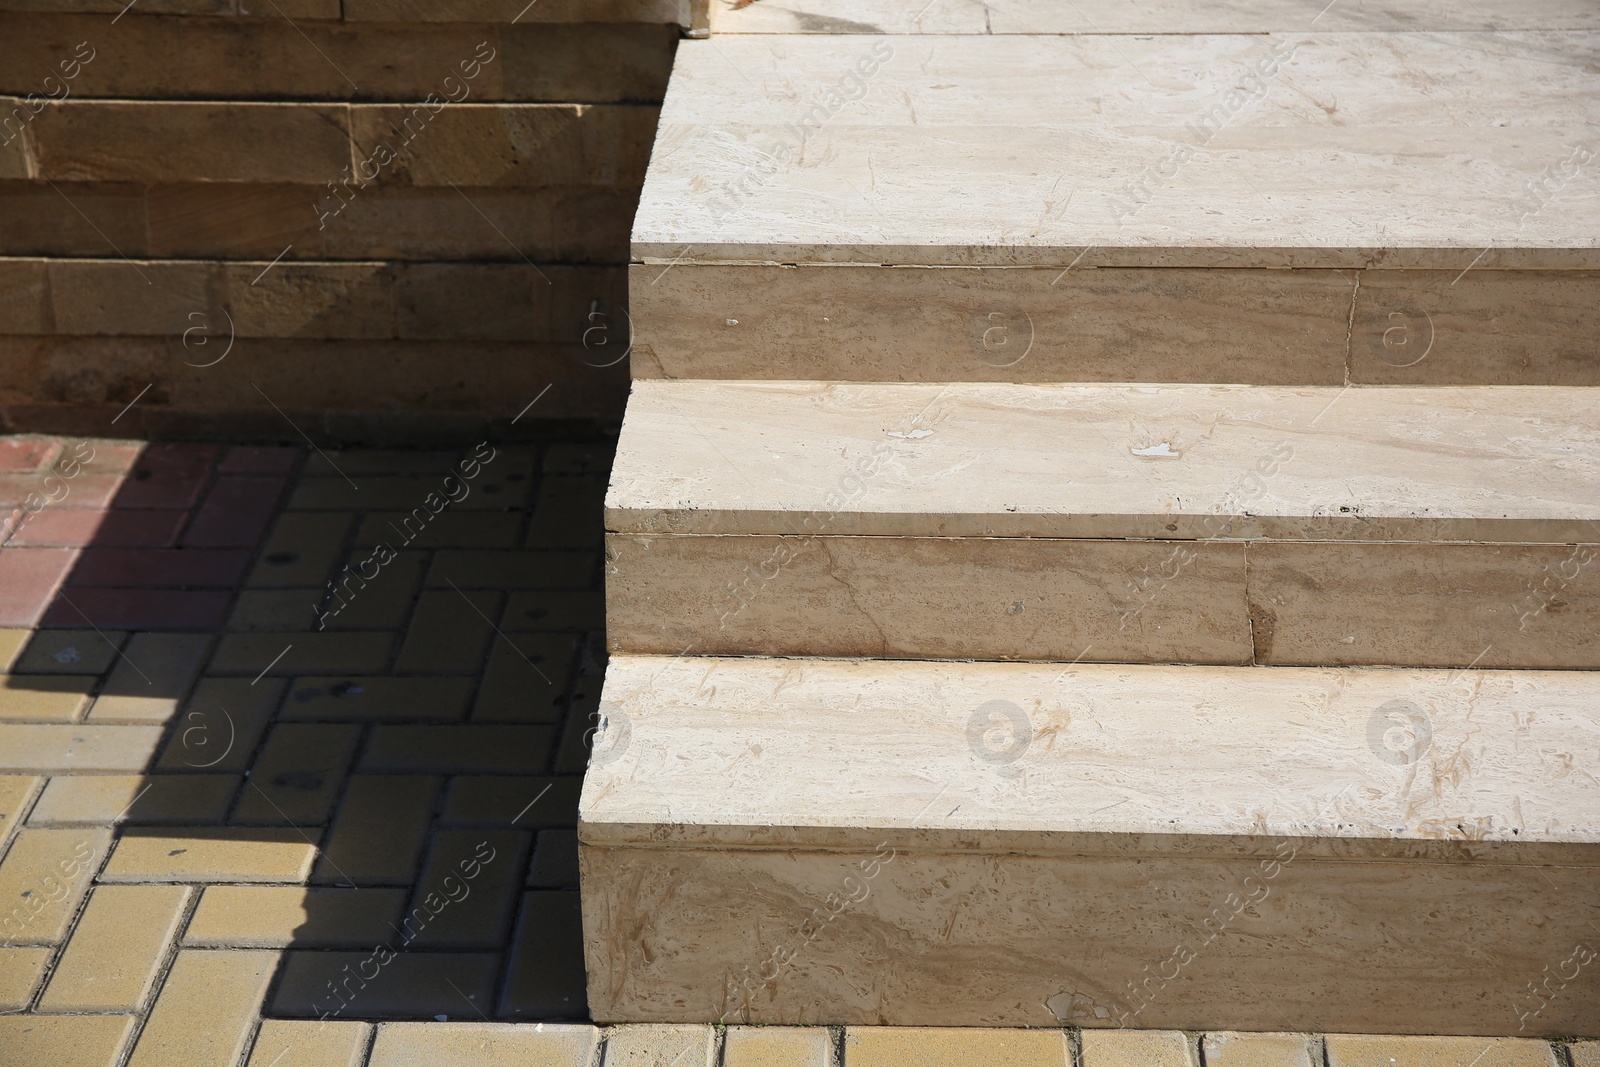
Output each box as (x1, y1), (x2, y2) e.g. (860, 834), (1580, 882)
(580, 843), (1600, 1034)
(606, 535), (1600, 669)
(630, 266), (1600, 385)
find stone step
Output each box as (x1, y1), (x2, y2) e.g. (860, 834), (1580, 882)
(628, 29), (1598, 383)
(605, 379), (1600, 668)
(578, 654), (1600, 1034)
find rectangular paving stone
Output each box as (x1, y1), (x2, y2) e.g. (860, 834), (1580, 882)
(29, 774), (237, 825)
(0, 827), (111, 944)
(221, 446), (302, 475)
(426, 550), (596, 589)
(230, 589), (325, 632)
(1204, 1033), (1315, 1067)
(38, 884), (190, 1011)
(305, 451), (460, 476)
(527, 475), (605, 549)
(0, 724), (163, 772)
(86, 632), (211, 723)
(314, 775), (441, 885)
(442, 776), (580, 829)
(473, 632), (576, 722)
(0, 547), (80, 628)
(503, 590), (605, 631)
(323, 550), (428, 631)
(0, 944), (51, 1010)
(543, 442), (613, 475)
(232, 723), (362, 825)
(552, 688), (603, 775)
(848, 1028), (1071, 1067)
(211, 632), (395, 675)
(10, 628), (127, 674)
(127, 949), (276, 1067)
(367, 1021), (599, 1067)
(249, 512), (356, 588)
(290, 477), (456, 511)
(0, 675), (95, 721)
(357, 510), (523, 549)
(1569, 1044), (1600, 1067)
(185, 885), (408, 948)
(282, 676), (473, 721)
(182, 476), (288, 547)
(395, 589), (500, 673)
(111, 444), (217, 509)
(101, 827), (319, 883)
(1082, 1030), (1195, 1067)
(0, 628), (27, 669)
(403, 829), (530, 948)
(67, 547), (251, 588)
(154, 677), (284, 773)
(606, 1025), (718, 1067)
(499, 890), (586, 1018)
(43, 588), (233, 631)
(362, 725), (556, 774)
(248, 1019), (373, 1067)
(0, 1015), (137, 1067)
(725, 1027), (832, 1067)
(4, 507), (187, 549)
(1324, 1037), (1558, 1067)
(0, 774), (41, 846)
(528, 829), (579, 888)
(271, 950), (498, 1019)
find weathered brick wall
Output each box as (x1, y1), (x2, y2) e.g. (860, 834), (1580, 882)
(0, 0), (701, 440)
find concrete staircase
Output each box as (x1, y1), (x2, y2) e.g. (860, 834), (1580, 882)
(580, 1), (1600, 1037)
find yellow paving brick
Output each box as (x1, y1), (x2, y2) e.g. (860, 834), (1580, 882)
(184, 885), (407, 947)
(0, 675), (96, 721)
(87, 632), (211, 723)
(0, 827), (111, 944)
(281, 677), (474, 722)
(28, 774), (237, 825)
(10, 629), (127, 675)
(472, 632), (575, 722)
(847, 1028), (1069, 1067)
(127, 949), (276, 1067)
(0, 628), (27, 671)
(247, 1019), (373, 1067)
(606, 1025), (718, 1067)
(249, 511), (357, 588)
(0, 944), (51, 1010)
(0, 723), (164, 772)
(395, 589), (500, 672)
(368, 1021), (599, 1066)
(1325, 1037), (1558, 1067)
(154, 677), (284, 773)
(212, 632), (396, 675)
(100, 827), (319, 883)
(37, 884), (191, 1011)
(325, 550), (428, 631)
(232, 723), (362, 824)
(725, 1027), (832, 1067)
(230, 589), (325, 632)
(1081, 1031), (1194, 1067)
(1204, 1034), (1315, 1067)
(314, 775), (441, 884)
(0, 774), (41, 846)
(0, 1014), (137, 1067)
(844, 1023), (1068, 1067)
(503, 590), (604, 631)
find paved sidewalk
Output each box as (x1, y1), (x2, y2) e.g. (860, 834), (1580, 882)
(1, 434), (1594, 1065)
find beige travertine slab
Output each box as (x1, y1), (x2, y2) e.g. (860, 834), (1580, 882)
(635, 34), (1599, 267)
(605, 532), (1254, 664)
(711, 0), (1600, 34)
(581, 656), (1600, 856)
(1248, 541), (1600, 669)
(630, 264), (1353, 385)
(607, 382), (1600, 542)
(581, 843), (1599, 1033)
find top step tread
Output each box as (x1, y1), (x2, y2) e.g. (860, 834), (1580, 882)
(606, 381), (1600, 543)
(635, 30), (1599, 267)
(711, 0), (1599, 35)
